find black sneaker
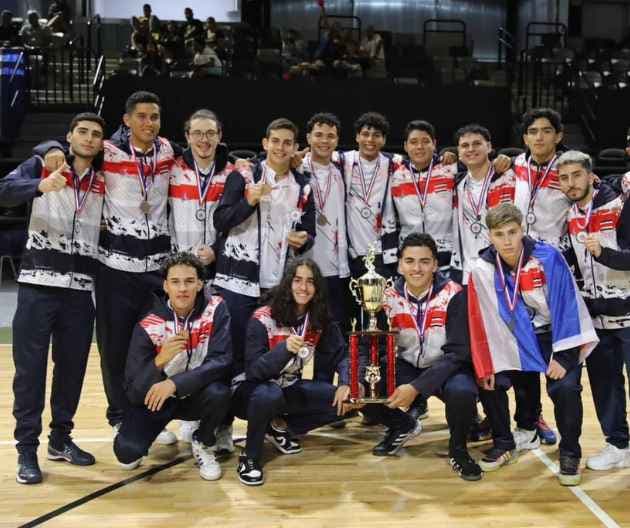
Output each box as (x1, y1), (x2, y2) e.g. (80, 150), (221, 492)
(468, 416), (492, 443)
(478, 446), (517, 472)
(449, 452), (483, 481)
(265, 424), (302, 455)
(16, 452), (42, 485)
(237, 454), (264, 486)
(48, 440), (96, 466)
(372, 422), (422, 456)
(558, 455), (581, 486)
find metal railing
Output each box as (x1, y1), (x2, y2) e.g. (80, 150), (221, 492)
(23, 42), (103, 108)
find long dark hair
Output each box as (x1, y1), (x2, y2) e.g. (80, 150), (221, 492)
(267, 258), (329, 331)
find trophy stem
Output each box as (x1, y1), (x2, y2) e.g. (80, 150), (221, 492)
(367, 313), (379, 332)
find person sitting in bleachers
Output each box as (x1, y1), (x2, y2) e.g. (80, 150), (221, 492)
(19, 11), (52, 49)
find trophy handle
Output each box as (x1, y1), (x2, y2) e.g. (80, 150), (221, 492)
(349, 277), (361, 305)
(386, 276), (395, 290)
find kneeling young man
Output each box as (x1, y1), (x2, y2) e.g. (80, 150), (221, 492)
(113, 253), (232, 481)
(233, 258), (350, 486)
(361, 233), (481, 480)
(468, 203), (598, 485)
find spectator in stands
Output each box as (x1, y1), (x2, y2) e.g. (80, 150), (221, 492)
(191, 38), (222, 78)
(281, 29), (306, 68)
(140, 40), (165, 78)
(360, 26), (386, 79)
(47, 0), (71, 34)
(206, 16), (224, 46)
(0, 10), (20, 47)
(131, 4), (160, 53)
(19, 10), (52, 49)
(182, 7), (204, 51)
(160, 21), (184, 64)
(333, 29), (362, 78)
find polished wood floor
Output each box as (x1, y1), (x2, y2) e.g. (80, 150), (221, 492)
(1, 344), (629, 528)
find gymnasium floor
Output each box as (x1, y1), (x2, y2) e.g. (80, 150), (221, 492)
(0, 279), (629, 528)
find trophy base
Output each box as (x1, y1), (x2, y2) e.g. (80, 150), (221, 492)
(348, 397), (389, 404)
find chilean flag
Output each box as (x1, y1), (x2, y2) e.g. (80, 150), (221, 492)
(468, 240), (598, 379)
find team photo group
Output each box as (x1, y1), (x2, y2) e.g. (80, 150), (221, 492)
(2, 90), (629, 490)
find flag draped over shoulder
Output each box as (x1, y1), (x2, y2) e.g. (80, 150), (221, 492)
(468, 240), (598, 379)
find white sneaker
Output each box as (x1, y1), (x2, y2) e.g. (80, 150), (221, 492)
(586, 443), (630, 470)
(179, 420), (200, 443)
(215, 424), (235, 455)
(155, 429), (178, 445)
(119, 457), (143, 470)
(192, 438), (222, 481)
(513, 428), (540, 451)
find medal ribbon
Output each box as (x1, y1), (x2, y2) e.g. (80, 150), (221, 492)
(193, 159), (216, 208)
(572, 190), (598, 236)
(72, 167), (96, 215)
(465, 164), (494, 221)
(410, 158), (434, 211)
(356, 154), (381, 208)
(526, 154), (557, 214)
(308, 158), (333, 213)
(169, 301), (194, 369)
(495, 249), (525, 314)
(129, 139), (158, 199)
(404, 283), (433, 353)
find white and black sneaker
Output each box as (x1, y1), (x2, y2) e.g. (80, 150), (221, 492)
(372, 421), (422, 456)
(265, 424), (302, 454)
(449, 452), (483, 481)
(237, 454), (264, 486)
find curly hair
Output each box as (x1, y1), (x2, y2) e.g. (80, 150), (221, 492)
(267, 258), (329, 331)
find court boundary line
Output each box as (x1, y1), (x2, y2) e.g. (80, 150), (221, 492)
(533, 448), (621, 528)
(18, 454), (192, 528)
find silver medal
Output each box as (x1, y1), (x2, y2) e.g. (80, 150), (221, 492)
(526, 211), (536, 225)
(360, 207), (371, 219)
(298, 345), (311, 359)
(195, 208), (206, 222)
(470, 221), (483, 235)
(140, 200), (150, 214)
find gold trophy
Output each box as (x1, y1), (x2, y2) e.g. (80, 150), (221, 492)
(348, 244), (397, 403)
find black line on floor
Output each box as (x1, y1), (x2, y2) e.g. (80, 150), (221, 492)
(19, 455), (192, 528)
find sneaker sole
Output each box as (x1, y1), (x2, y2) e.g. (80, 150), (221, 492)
(558, 473), (581, 486)
(238, 474), (265, 486)
(46, 453), (95, 466)
(200, 471), (222, 481)
(265, 434), (303, 455)
(16, 475), (42, 484)
(517, 440), (541, 451)
(479, 452), (519, 472)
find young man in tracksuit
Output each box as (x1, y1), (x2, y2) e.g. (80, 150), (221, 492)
(558, 150), (630, 471)
(0, 113), (106, 484)
(113, 253), (232, 481)
(359, 233), (481, 480)
(468, 203), (598, 486)
(213, 118), (315, 388)
(40, 91), (181, 436)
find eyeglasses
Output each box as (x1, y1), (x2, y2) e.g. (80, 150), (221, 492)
(189, 130), (219, 140)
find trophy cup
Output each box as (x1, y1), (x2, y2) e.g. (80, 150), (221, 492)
(347, 244), (397, 403)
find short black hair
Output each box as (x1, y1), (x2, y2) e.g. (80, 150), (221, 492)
(69, 112), (105, 134)
(306, 112), (341, 135)
(454, 123), (491, 144)
(354, 111), (389, 137)
(184, 108), (222, 134)
(161, 252), (204, 279)
(399, 232), (438, 260)
(125, 91), (161, 115)
(266, 118), (298, 139)
(522, 107), (563, 133)
(404, 120), (436, 142)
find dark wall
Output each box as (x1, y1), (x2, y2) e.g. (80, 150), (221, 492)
(595, 89), (630, 149)
(102, 78), (512, 151)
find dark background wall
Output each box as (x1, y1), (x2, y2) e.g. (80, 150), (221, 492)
(102, 78), (511, 150)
